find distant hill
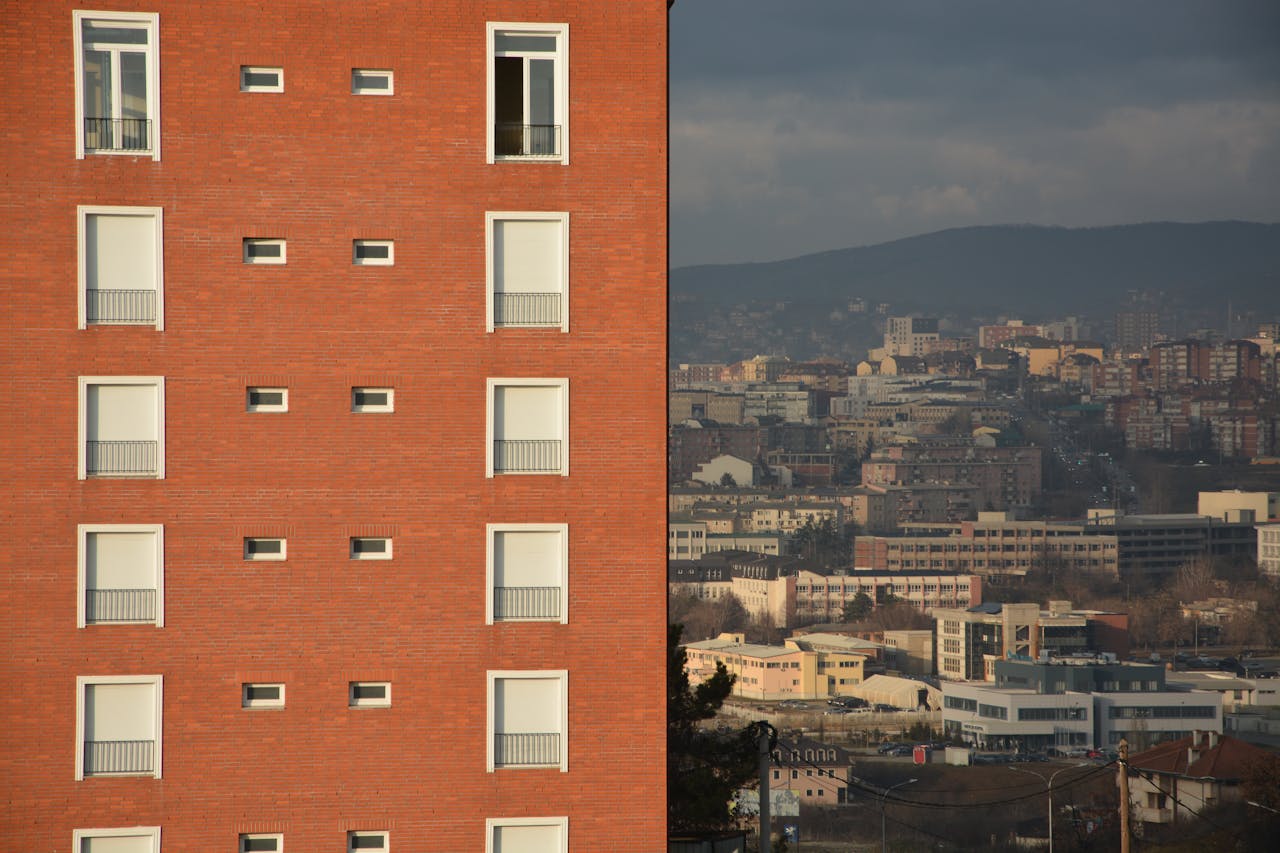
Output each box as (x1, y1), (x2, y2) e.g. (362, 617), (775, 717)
(670, 222), (1280, 317)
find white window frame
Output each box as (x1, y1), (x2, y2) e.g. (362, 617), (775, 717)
(486, 22), (569, 165)
(243, 238), (286, 264)
(350, 537), (392, 560)
(486, 378), (569, 477)
(77, 523), (164, 628)
(348, 681), (392, 709)
(244, 538), (287, 561)
(239, 833), (283, 853)
(352, 239), (394, 266)
(75, 674), (163, 780)
(240, 66), (284, 93)
(485, 212), (569, 332)
(77, 205), (164, 330)
(73, 827), (162, 852)
(352, 68), (394, 95)
(485, 523), (568, 625)
(246, 387), (288, 412)
(485, 817), (568, 853)
(73, 10), (160, 160)
(486, 670), (568, 773)
(347, 831), (389, 851)
(77, 376), (165, 480)
(241, 682), (285, 709)
(351, 387), (394, 413)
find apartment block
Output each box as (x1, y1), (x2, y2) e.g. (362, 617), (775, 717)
(4, 3), (668, 851)
(860, 439), (1043, 511)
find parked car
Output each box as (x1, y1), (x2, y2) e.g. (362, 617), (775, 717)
(877, 742), (903, 754)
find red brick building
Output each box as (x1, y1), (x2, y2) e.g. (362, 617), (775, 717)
(2, 3), (668, 851)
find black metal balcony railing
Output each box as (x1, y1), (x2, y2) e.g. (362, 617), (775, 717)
(494, 586), (561, 620)
(494, 732), (560, 767)
(493, 439), (561, 473)
(86, 440), (159, 476)
(86, 588), (156, 623)
(84, 117), (152, 152)
(86, 289), (157, 324)
(494, 292), (562, 327)
(494, 123), (561, 157)
(84, 739), (154, 775)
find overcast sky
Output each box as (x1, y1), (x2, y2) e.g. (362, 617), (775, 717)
(669, 0), (1280, 267)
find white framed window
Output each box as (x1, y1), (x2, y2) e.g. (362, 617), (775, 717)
(350, 537), (392, 560)
(347, 831), (388, 851)
(486, 23), (568, 164)
(486, 379), (568, 476)
(486, 212), (568, 331)
(75, 675), (162, 780)
(240, 66), (283, 92)
(239, 834), (283, 853)
(243, 238), (285, 264)
(352, 387), (394, 413)
(486, 524), (567, 624)
(352, 69), (393, 95)
(244, 538), (286, 561)
(77, 206), (163, 329)
(73, 827), (162, 853)
(78, 377), (164, 479)
(353, 239), (394, 266)
(349, 682), (391, 708)
(78, 524), (164, 628)
(246, 387), (288, 412)
(74, 11), (159, 159)
(242, 683), (285, 709)
(487, 671), (567, 772)
(486, 818), (568, 853)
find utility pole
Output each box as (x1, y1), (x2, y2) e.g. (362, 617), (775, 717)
(758, 722), (772, 853)
(1119, 739), (1131, 853)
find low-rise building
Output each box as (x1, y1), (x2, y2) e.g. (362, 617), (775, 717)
(1126, 733), (1275, 825)
(796, 569), (982, 624)
(682, 633), (870, 701)
(941, 659), (1222, 752)
(770, 737), (858, 805)
(1258, 522), (1280, 579)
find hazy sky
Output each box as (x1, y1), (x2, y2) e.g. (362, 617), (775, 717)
(670, 0), (1280, 267)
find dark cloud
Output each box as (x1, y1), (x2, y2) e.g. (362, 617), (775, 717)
(670, 0), (1280, 266)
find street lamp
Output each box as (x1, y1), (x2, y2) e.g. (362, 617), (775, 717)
(881, 777), (917, 853)
(1008, 763), (1088, 853)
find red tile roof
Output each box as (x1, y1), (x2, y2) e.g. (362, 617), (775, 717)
(1128, 733), (1274, 781)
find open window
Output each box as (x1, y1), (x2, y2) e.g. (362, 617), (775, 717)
(487, 23), (567, 163)
(74, 11), (159, 158)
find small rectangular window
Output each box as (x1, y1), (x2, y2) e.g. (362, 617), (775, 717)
(240, 834), (283, 852)
(349, 682), (391, 708)
(247, 387), (288, 412)
(348, 831), (388, 851)
(350, 537), (392, 560)
(353, 239), (394, 266)
(352, 69), (393, 95)
(74, 827), (162, 853)
(244, 538), (286, 561)
(243, 238), (286, 264)
(241, 66), (283, 92)
(352, 387), (394, 412)
(242, 683), (285, 709)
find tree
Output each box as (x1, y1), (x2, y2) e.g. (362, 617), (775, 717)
(668, 624), (760, 834)
(720, 472), (737, 488)
(842, 591), (873, 622)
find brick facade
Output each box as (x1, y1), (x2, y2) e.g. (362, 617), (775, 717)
(3, 2), (668, 850)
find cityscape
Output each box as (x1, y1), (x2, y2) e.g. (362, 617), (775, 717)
(5, 2), (1280, 853)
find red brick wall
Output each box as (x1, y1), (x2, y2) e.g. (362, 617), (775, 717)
(2, 2), (668, 849)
